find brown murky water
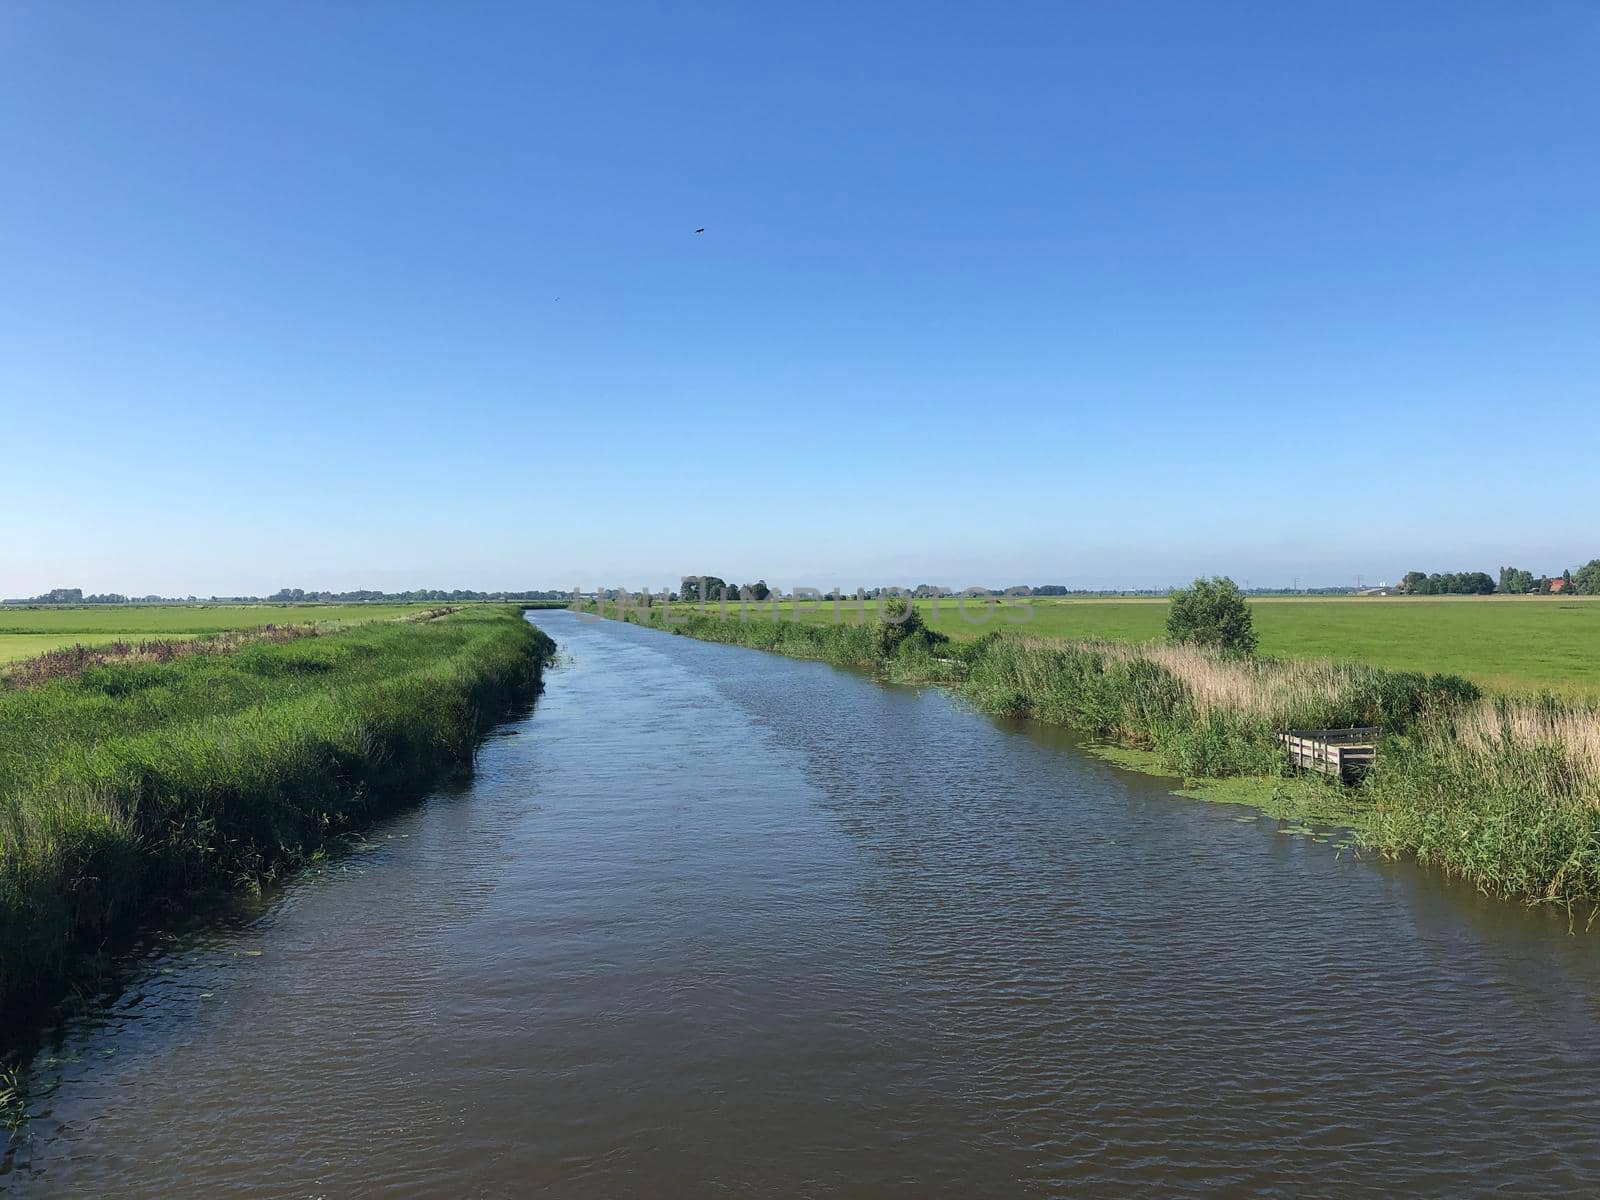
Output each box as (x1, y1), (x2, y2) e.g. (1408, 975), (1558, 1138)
(5, 610), (1600, 1195)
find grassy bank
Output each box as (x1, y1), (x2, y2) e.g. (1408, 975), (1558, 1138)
(0, 606), (553, 1025)
(662, 594), (1600, 697)
(617, 605), (1600, 906)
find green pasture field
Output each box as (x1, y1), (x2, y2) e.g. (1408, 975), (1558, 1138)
(0, 603), (447, 664)
(0, 632), (204, 663)
(652, 595), (1600, 697)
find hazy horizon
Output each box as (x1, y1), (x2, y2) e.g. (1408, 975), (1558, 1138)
(3, 560), (1587, 601)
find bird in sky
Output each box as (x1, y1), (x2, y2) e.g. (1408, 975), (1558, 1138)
(694, 228), (705, 234)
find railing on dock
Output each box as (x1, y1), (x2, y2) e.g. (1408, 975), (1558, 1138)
(1279, 727), (1382, 783)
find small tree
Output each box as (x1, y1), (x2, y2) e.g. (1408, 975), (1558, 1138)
(1399, 571), (1429, 595)
(1499, 566), (1535, 594)
(1573, 560), (1600, 596)
(1166, 576), (1259, 655)
(679, 575), (729, 603)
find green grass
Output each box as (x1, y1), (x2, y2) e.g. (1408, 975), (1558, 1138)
(0, 605), (553, 1027)
(0, 601), (439, 635)
(0, 602), (449, 665)
(0, 632), (202, 664)
(668, 595), (1600, 697)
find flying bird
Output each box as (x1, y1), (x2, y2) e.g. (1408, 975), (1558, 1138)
(694, 228), (705, 234)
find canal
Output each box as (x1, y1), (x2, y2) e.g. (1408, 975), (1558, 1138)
(6, 609), (1600, 1195)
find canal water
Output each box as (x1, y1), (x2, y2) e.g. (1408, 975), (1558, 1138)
(6, 610), (1600, 1196)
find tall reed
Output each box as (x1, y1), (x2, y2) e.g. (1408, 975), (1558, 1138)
(958, 635), (1472, 777)
(1363, 696), (1600, 900)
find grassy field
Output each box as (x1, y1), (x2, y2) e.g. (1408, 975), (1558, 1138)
(0, 603), (455, 665)
(0, 605), (553, 1027)
(662, 595), (1600, 697)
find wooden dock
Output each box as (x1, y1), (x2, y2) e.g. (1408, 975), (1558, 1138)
(1279, 727), (1381, 783)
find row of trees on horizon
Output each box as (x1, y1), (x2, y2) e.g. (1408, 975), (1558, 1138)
(1398, 560), (1600, 596)
(1, 586), (576, 606)
(11, 559), (1600, 608)
(676, 565), (1600, 603)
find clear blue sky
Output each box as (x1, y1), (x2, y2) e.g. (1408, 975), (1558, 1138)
(3, 2), (1596, 596)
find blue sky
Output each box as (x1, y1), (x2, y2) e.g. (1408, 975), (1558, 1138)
(2, 2), (1596, 595)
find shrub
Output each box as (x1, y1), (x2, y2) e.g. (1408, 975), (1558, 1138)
(1165, 576), (1259, 655)
(872, 596), (941, 658)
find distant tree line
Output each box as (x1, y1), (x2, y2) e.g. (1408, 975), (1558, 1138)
(670, 578), (1371, 602)
(1495, 566), (1576, 595)
(3, 586), (574, 606)
(1018, 584), (1359, 596)
(678, 577), (771, 602)
(1398, 571), (1497, 595)
(264, 587), (571, 603)
(3, 587), (134, 605)
(1397, 560), (1600, 596)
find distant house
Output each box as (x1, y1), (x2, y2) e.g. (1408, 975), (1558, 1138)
(1550, 578), (1568, 593)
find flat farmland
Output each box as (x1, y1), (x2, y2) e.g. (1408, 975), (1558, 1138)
(0, 603), (440, 665)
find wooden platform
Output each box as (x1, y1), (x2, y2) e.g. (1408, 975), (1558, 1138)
(1279, 727), (1381, 783)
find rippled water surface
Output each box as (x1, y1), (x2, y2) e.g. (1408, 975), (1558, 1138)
(7, 610), (1600, 1195)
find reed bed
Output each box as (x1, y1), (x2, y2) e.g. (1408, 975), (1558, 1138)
(0, 606), (553, 1026)
(1101, 641), (1347, 722)
(958, 635), (1475, 777)
(1456, 697), (1600, 793)
(1362, 696), (1600, 900)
